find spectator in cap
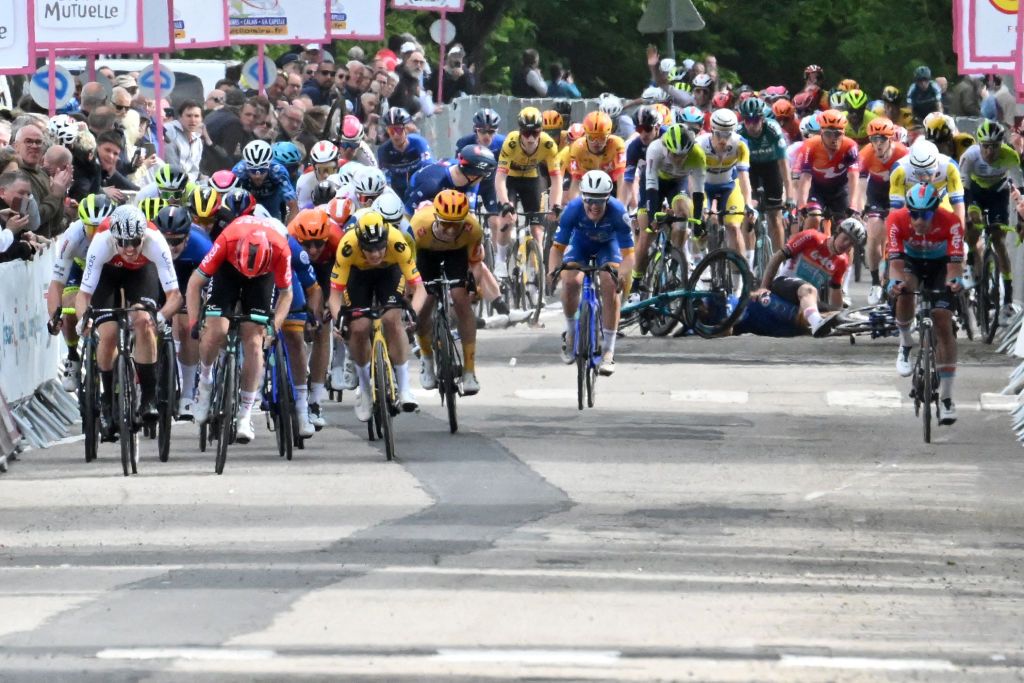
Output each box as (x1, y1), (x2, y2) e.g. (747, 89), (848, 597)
(303, 44), (323, 65)
(114, 74), (138, 96)
(204, 89), (226, 113)
(427, 45), (476, 103)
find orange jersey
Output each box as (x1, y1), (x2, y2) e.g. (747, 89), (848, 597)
(858, 141), (909, 191)
(569, 135), (627, 181)
(799, 135), (860, 191)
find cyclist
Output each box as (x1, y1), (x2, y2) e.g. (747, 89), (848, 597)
(296, 141), (340, 209)
(624, 106), (663, 223)
(74, 205), (182, 436)
(876, 85), (913, 130)
(800, 64), (829, 111)
(737, 97), (792, 255)
(678, 105), (706, 136)
(454, 108), (505, 227)
(337, 114), (377, 167)
(153, 205), (213, 418)
(411, 190), (484, 395)
(232, 140), (298, 222)
(772, 98), (801, 144)
(327, 211), (427, 421)
(185, 186), (222, 234)
(599, 93), (636, 140)
(556, 124), (586, 193)
(753, 217), (866, 337)
(697, 108), (754, 260)
(567, 111), (627, 204)
(272, 141), (304, 186)
(376, 107), (432, 204)
(888, 139), (965, 228)
(887, 183), (964, 425)
(843, 89), (877, 146)
(405, 144), (498, 217)
(46, 194), (117, 391)
(923, 112), (974, 161)
(958, 120), (1021, 322)
(187, 216), (294, 443)
(136, 163), (189, 205)
(797, 109), (860, 231)
(548, 170), (634, 375)
(854, 117), (909, 304)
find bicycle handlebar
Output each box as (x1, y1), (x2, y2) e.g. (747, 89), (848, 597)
(336, 299), (417, 326)
(550, 262), (620, 283)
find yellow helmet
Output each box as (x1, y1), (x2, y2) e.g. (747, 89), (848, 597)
(517, 106), (543, 131)
(433, 189), (470, 221)
(354, 211), (389, 250)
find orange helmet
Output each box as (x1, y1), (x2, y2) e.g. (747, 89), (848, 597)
(289, 207), (331, 242)
(582, 111), (613, 138)
(838, 78), (859, 92)
(651, 103), (672, 125)
(817, 109), (847, 130)
(867, 117), (895, 139)
(771, 98), (795, 120)
(542, 109), (564, 131)
(326, 197), (355, 226)
(433, 189), (470, 221)
(566, 123), (586, 142)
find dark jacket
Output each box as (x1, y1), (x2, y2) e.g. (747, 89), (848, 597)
(390, 66), (424, 117)
(426, 67), (476, 104)
(202, 107), (252, 173)
(17, 162), (63, 238)
(300, 79), (333, 107)
(69, 157), (138, 201)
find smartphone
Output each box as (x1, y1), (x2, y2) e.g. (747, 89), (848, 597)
(139, 141), (155, 158)
(9, 195), (25, 215)
(131, 148), (143, 166)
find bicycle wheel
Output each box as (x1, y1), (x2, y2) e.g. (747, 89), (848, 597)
(435, 314), (458, 434)
(920, 325), (934, 444)
(644, 246), (689, 337)
(373, 340), (396, 461)
(542, 222), (556, 295)
(115, 354), (135, 477)
(576, 300), (590, 411)
(82, 341), (99, 463)
(215, 353), (236, 475)
(522, 239), (545, 323)
(752, 224), (773, 283)
(684, 249), (752, 338)
(157, 340), (176, 463)
(274, 343), (294, 461)
(955, 290), (975, 341)
(982, 250), (1001, 344)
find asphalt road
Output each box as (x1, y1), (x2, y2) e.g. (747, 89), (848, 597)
(1, 293), (1022, 682)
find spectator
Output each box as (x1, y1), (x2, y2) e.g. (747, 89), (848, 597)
(163, 100), (206, 181)
(204, 89), (226, 113)
(284, 74), (303, 103)
(79, 82), (108, 117)
(991, 74), (1016, 129)
(276, 104), (317, 151)
(42, 144), (72, 178)
(114, 75), (138, 98)
(360, 91), (382, 136)
(0, 171), (44, 263)
(512, 49), (547, 97)
(935, 76), (951, 113)
(948, 74), (983, 117)
(348, 46), (365, 62)
(427, 46), (476, 103)
(96, 66), (115, 84)
(265, 73), (289, 106)
(78, 131), (138, 202)
(202, 89), (256, 172)
(392, 50), (433, 118)
(547, 62), (581, 98)
(303, 44), (324, 66)
(301, 61), (336, 107)
(0, 121), (11, 147)
(14, 125), (71, 237)
(0, 148), (41, 231)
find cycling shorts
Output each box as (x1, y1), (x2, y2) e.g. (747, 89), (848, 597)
(91, 263), (160, 326)
(206, 265), (275, 319)
(808, 184), (849, 217)
(732, 294), (803, 337)
(344, 265), (405, 309)
(902, 258), (955, 311)
(507, 175), (544, 214)
(417, 247), (470, 289)
(966, 184), (1010, 228)
(63, 262), (84, 294)
(477, 175), (499, 214)
(645, 177), (688, 215)
(563, 234), (623, 267)
(748, 162), (784, 210)
(705, 184), (745, 227)
(865, 183), (890, 217)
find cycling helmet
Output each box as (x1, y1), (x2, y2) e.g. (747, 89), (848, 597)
(312, 180), (340, 206)
(598, 93), (624, 119)
(913, 65), (932, 81)
(353, 167), (387, 199)
(326, 196), (355, 225)
(867, 117), (895, 139)
(383, 107), (411, 127)
(210, 170), (240, 193)
(739, 97), (766, 120)
(542, 109), (564, 131)
(908, 140), (940, 179)
(641, 85), (669, 103)
(457, 144), (498, 177)
(372, 192), (405, 224)
(710, 108), (738, 133)
(235, 227), (272, 278)
(242, 140), (273, 169)
(566, 123), (586, 142)
(289, 208), (331, 242)
(905, 182), (941, 210)
(804, 64), (824, 79)
(692, 74), (714, 89)
(354, 211), (390, 250)
(77, 194), (115, 227)
(434, 189), (470, 221)
(339, 114), (364, 143)
(661, 124), (695, 156)
(633, 105), (661, 129)
(817, 109), (847, 130)
(109, 205), (148, 241)
(336, 160), (366, 187)
(48, 114), (79, 146)
(583, 111), (613, 138)
(923, 112), (955, 143)
(673, 81), (693, 93)
(679, 105), (705, 129)
(845, 88), (868, 111)
(154, 163), (189, 193)
(221, 188), (257, 218)
(838, 79), (860, 92)
(668, 65), (688, 83)
(976, 119), (1006, 144)
(137, 197), (169, 222)
(828, 90), (847, 109)
(711, 91), (732, 109)
(518, 106), (543, 131)
(881, 85), (901, 103)
(651, 103), (672, 125)
(772, 99), (795, 120)
(836, 217), (867, 247)
(473, 108), (501, 130)
(272, 141), (303, 167)
(792, 90), (816, 113)
(154, 206), (192, 238)
(309, 140), (339, 165)
(186, 186), (220, 221)
(579, 170), (614, 199)
(763, 85), (789, 102)
(800, 114), (821, 138)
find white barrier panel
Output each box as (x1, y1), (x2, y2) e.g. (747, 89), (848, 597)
(0, 247), (61, 402)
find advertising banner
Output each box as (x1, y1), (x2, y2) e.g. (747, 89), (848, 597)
(174, 0), (230, 48)
(392, 0), (465, 10)
(228, 0), (329, 44)
(0, 248), (61, 403)
(954, 0), (1015, 74)
(0, 0), (34, 75)
(35, 0), (144, 51)
(330, 0), (384, 40)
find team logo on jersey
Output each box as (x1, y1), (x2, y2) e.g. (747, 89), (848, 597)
(341, 243), (353, 258)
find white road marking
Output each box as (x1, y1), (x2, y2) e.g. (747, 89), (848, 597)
(96, 648), (276, 661)
(980, 393), (1019, 411)
(779, 654), (956, 671)
(433, 648), (621, 665)
(826, 390), (902, 409)
(670, 390), (749, 403)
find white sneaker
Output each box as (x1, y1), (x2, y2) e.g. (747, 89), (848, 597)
(999, 303), (1018, 326)
(896, 345), (913, 377)
(193, 380), (214, 424)
(961, 265), (976, 290)
(177, 396), (193, 420)
(342, 357), (358, 390)
(598, 351), (616, 376)
(354, 388), (372, 422)
(938, 398), (958, 425)
(308, 403), (325, 430)
(61, 358), (81, 392)
(235, 414), (255, 444)
(508, 309), (532, 326)
(867, 285), (884, 306)
(296, 410), (315, 438)
(627, 292), (641, 305)
(461, 370), (480, 395)
(561, 330), (575, 365)
(420, 357), (437, 390)
(329, 363), (345, 390)
(399, 387), (419, 412)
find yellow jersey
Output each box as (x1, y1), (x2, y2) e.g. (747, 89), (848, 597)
(409, 208), (484, 262)
(497, 131), (561, 179)
(568, 135), (627, 181)
(696, 131), (750, 190)
(330, 227), (421, 291)
(888, 153), (964, 210)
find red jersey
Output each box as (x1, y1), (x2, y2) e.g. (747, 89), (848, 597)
(199, 216), (293, 288)
(886, 207), (964, 262)
(778, 117), (801, 145)
(779, 229), (849, 290)
(800, 135), (860, 192)
(858, 141), (909, 192)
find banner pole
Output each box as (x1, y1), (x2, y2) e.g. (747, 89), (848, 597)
(87, 54), (96, 82)
(258, 43), (266, 96)
(437, 11), (447, 105)
(47, 49), (57, 116)
(154, 53), (165, 159)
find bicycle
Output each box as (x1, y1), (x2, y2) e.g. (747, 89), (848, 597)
(424, 269), (464, 434)
(142, 323), (178, 463)
(831, 302), (898, 344)
(551, 260), (614, 411)
(498, 210), (547, 323)
(262, 334), (301, 461)
(971, 217), (1005, 344)
(906, 289), (947, 444)
(749, 187), (773, 284)
(633, 212), (690, 337)
(49, 307), (100, 463)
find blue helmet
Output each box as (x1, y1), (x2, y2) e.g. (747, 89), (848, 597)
(905, 182), (941, 211)
(272, 141), (303, 167)
(153, 205), (192, 238)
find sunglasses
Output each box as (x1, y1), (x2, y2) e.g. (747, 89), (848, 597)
(302, 239), (326, 249)
(164, 236), (188, 247)
(476, 128), (498, 135)
(744, 116), (763, 124)
(115, 237), (143, 248)
(981, 143), (1000, 150)
(635, 125), (655, 133)
(319, 70), (336, 77)
(520, 129), (540, 138)
(583, 197), (608, 207)
(159, 191), (183, 201)
(339, 141), (359, 150)
(114, 104), (131, 113)
(821, 129), (843, 137)
(585, 134), (608, 142)
(387, 125), (406, 134)
(362, 244), (387, 254)
(304, 69), (316, 76)
(712, 131), (731, 139)
(869, 135), (889, 144)
(908, 209), (935, 221)
(248, 167), (269, 175)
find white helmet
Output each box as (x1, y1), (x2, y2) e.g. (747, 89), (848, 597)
(48, 114), (79, 146)
(309, 140), (339, 165)
(579, 170), (614, 199)
(710, 108), (737, 133)
(354, 167), (387, 198)
(598, 93), (624, 119)
(908, 139), (939, 180)
(242, 139), (273, 169)
(372, 192), (405, 223)
(692, 74), (714, 89)
(641, 85), (668, 103)
(837, 217), (867, 247)
(108, 205), (148, 241)
(336, 161), (365, 187)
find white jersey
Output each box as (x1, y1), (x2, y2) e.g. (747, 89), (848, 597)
(644, 139), (707, 191)
(79, 228), (179, 296)
(52, 220), (92, 285)
(295, 171), (321, 209)
(341, 141), (377, 167)
(134, 182), (160, 203)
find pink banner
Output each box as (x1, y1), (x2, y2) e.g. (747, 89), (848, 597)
(228, 0), (329, 45)
(1016, 0), (1024, 102)
(35, 0), (145, 52)
(174, 0), (231, 48)
(392, 0), (465, 10)
(0, 0), (36, 75)
(955, 0), (1015, 74)
(331, 0), (386, 40)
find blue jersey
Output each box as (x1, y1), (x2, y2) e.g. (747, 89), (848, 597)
(377, 134), (432, 201)
(732, 293), (803, 337)
(404, 160), (479, 216)
(170, 226), (213, 290)
(231, 160), (297, 219)
(286, 235), (318, 314)
(554, 197), (635, 248)
(625, 136), (650, 184)
(455, 132), (506, 158)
